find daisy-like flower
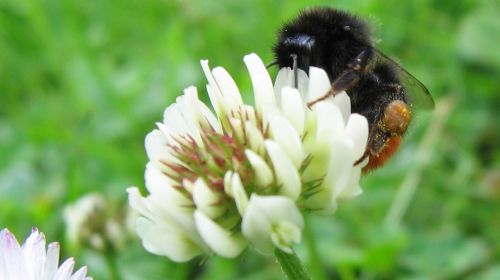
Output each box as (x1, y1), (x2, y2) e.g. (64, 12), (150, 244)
(0, 228), (92, 280)
(127, 53), (369, 261)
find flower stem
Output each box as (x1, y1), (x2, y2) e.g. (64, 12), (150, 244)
(105, 250), (121, 280)
(304, 216), (327, 280)
(274, 248), (312, 280)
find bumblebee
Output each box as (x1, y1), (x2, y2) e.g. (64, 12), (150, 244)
(273, 7), (434, 171)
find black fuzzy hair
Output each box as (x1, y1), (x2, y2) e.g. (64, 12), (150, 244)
(273, 7), (374, 79)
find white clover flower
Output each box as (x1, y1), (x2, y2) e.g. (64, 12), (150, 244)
(127, 53), (369, 261)
(0, 228), (92, 280)
(64, 193), (129, 251)
(64, 193), (107, 250)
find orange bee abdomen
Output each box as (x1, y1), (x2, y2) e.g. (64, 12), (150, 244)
(363, 136), (402, 172)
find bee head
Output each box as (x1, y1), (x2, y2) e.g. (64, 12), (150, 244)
(273, 7), (373, 78)
(274, 33), (315, 71)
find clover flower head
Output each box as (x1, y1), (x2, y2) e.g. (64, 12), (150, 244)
(64, 193), (130, 251)
(127, 53), (369, 261)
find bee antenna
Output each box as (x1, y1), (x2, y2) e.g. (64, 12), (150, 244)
(266, 61), (279, 69)
(290, 54), (298, 88)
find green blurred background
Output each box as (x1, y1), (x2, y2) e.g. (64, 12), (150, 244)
(1, 0), (499, 279)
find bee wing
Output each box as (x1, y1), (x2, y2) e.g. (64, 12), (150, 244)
(374, 50), (435, 109)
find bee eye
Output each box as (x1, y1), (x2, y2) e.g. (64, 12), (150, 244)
(343, 25), (351, 31)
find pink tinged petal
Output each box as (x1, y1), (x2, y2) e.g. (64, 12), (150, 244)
(345, 113), (369, 160)
(22, 228), (46, 280)
(332, 92), (351, 125)
(280, 87), (305, 135)
(136, 217), (203, 262)
(306, 67), (332, 103)
(269, 115), (304, 168)
(54, 257), (75, 280)
(0, 229), (29, 280)
(44, 242), (61, 280)
(314, 102), (345, 140)
(244, 121), (265, 156)
(194, 211), (247, 258)
(192, 179), (223, 219)
(241, 195), (303, 254)
(0, 231), (7, 279)
(244, 150), (273, 188)
(212, 67), (243, 110)
(70, 266), (89, 280)
(243, 53), (276, 113)
(264, 141), (301, 200)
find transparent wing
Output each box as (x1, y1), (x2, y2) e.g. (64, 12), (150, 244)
(375, 50), (434, 109)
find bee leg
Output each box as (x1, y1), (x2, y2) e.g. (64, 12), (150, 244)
(266, 60), (279, 69)
(355, 82), (410, 135)
(307, 49), (374, 108)
(354, 125), (383, 166)
(307, 70), (360, 108)
(347, 49), (374, 71)
(354, 149), (370, 166)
